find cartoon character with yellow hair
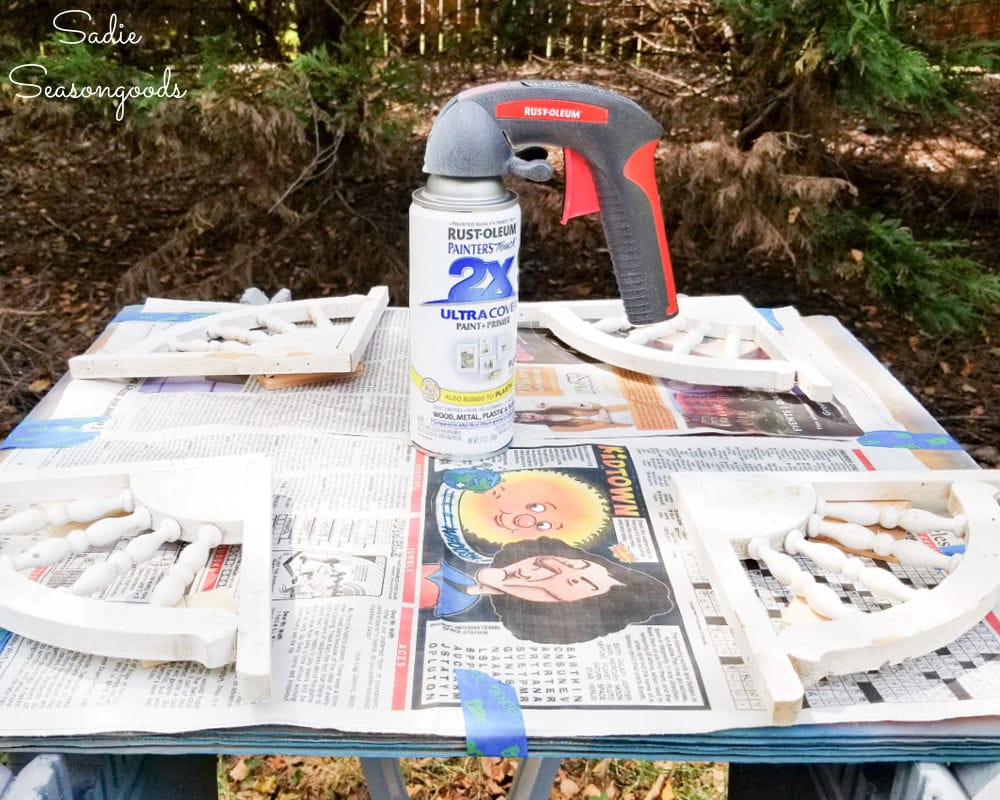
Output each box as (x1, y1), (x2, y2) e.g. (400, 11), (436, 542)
(434, 468), (611, 562)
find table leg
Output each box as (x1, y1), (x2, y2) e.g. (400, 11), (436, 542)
(360, 757), (409, 800)
(507, 758), (561, 800)
(1, 754), (214, 800)
(359, 757), (560, 800)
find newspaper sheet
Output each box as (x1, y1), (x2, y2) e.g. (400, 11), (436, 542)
(0, 304), (993, 739)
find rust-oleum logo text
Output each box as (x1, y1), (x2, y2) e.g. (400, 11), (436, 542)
(448, 225), (517, 240)
(521, 106), (582, 119)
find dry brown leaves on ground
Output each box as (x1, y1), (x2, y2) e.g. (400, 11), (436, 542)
(219, 756), (727, 800)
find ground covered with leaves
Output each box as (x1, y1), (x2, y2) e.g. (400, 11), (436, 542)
(219, 755), (728, 800)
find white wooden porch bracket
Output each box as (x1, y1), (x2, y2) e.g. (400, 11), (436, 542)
(518, 295), (834, 402)
(0, 455), (273, 702)
(69, 286), (389, 379)
(671, 469), (1000, 725)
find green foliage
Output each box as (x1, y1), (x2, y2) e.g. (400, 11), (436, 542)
(216, 755), (234, 800)
(476, 0), (570, 58)
(194, 30), (245, 90)
(2, 35), (183, 122)
(605, 760), (726, 800)
(818, 1), (947, 117)
(2, 25), (421, 165)
(287, 31), (421, 151)
(714, 0), (993, 130)
(933, 37), (1000, 105)
(241, 756), (264, 775)
(812, 209), (1000, 333)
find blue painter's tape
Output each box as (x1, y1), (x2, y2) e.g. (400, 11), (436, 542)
(755, 307), (783, 331)
(857, 430), (963, 451)
(0, 416), (108, 450)
(937, 544), (966, 556)
(112, 306), (215, 323)
(111, 304), (147, 321)
(455, 668), (528, 758)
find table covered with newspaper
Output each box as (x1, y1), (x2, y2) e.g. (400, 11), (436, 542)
(1, 299), (998, 760)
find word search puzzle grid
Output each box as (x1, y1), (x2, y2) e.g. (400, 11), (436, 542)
(688, 547), (1000, 711)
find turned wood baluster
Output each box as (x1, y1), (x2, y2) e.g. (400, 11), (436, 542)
(205, 323), (268, 345)
(722, 326), (742, 359)
(671, 322), (711, 356)
(592, 315), (628, 334)
(11, 507), (153, 571)
(625, 315), (687, 345)
(307, 304), (335, 329)
(806, 515), (961, 571)
(257, 313), (298, 335)
(816, 499), (967, 537)
(0, 491), (134, 537)
(149, 524), (223, 607)
(748, 537), (858, 620)
(784, 529), (921, 603)
(68, 518), (183, 596)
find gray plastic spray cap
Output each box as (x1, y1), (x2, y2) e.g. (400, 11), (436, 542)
(423, 99), (553, 182)
(423, 100), (510, 177)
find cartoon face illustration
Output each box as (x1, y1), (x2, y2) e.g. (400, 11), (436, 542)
(309, 561), (340, 584)
(474, 555), (624, 603)
(482, 537), (676, 644)
(276, 552), (386, 599)
(457, 470), (610, 546)
(277, 553), (345, 598)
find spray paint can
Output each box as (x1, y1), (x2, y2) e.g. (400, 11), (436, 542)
(409, 175), (521, 459)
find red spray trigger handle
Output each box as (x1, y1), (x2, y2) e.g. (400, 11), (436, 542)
(562, 147), (601, 223)
(423, 80), (679, 324)
(513, 145), (601, 227)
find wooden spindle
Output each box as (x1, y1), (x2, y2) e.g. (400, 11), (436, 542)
(149, 524), (222, 607)
(68, 518), (182, 596)
(12, 507), (152, 570)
